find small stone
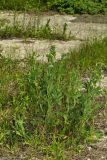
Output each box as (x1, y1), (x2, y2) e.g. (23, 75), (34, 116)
(101, 156), (105, 159)
(87, 146), (92, 151)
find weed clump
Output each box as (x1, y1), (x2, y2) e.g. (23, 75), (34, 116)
(0, 38), (107, 158)
(0, 18), (74, 41)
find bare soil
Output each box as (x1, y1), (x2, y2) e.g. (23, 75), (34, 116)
(0, 39), (81, 60)
(0, 12), (107, 60)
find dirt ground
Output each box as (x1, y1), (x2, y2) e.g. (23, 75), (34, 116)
(0, 12), (107, 60)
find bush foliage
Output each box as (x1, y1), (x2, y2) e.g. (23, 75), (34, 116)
(49, 0), (107, 14)
(0, 0), (107, 14)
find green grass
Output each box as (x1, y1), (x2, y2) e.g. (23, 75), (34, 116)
(0, 38), (107, 159)
(0, 0), (46, 11)
(63, 37), (107, 73)
(0, 18), (74, 41)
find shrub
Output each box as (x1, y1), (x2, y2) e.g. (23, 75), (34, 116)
(49, 0), (107, 14)
(0, 0), (107, 14)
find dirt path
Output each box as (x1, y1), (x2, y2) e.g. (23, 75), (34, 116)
(0, 12), (107, 40)
(0, 39), (81, 60)
(0, 12), (107, 60)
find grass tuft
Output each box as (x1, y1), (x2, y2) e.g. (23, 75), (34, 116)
(0, 18), (74, 41)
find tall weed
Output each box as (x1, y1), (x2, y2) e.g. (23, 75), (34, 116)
(0, 45), (104, 150)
